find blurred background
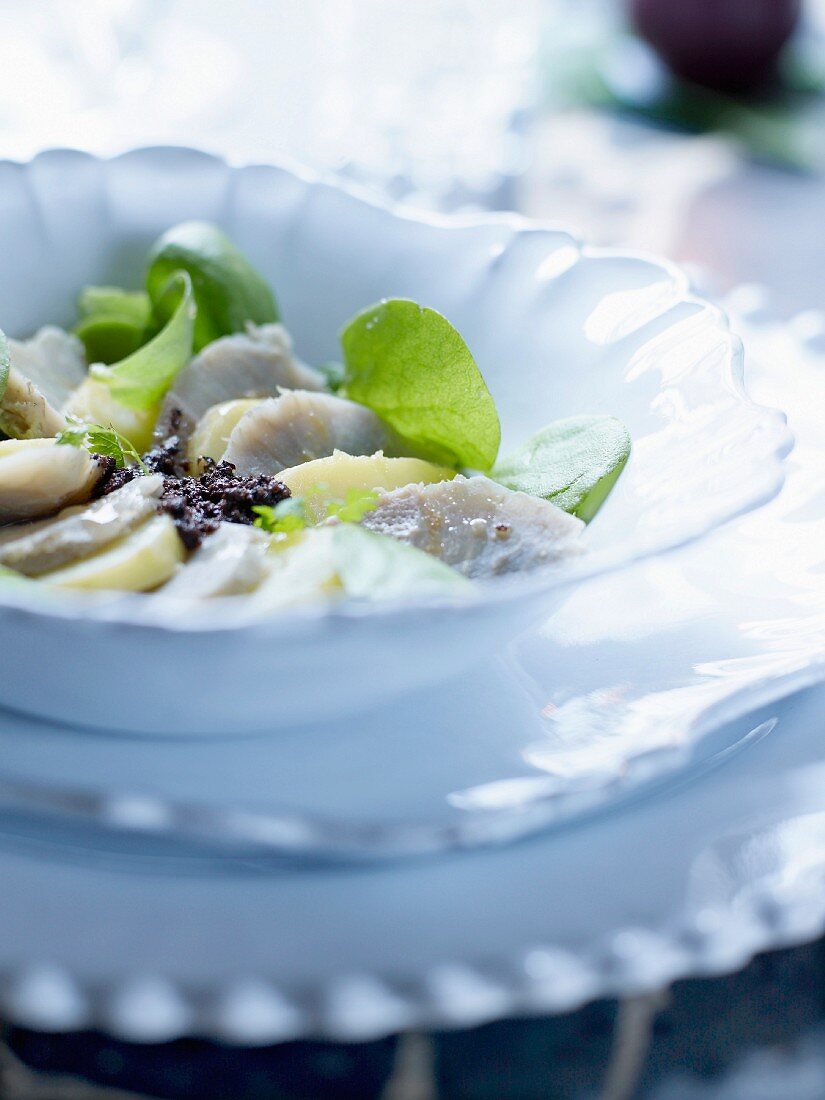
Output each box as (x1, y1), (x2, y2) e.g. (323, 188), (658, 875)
(0, 4), (824, 1097)
(1, 0), (824, 316)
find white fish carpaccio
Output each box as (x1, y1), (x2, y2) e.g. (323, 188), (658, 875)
(223, 391), (398, 476)
(0, 474), (164, 576)
(2, 327), (87, 439)
(361, 475), (585, 579)
(154, 322), (325, 447)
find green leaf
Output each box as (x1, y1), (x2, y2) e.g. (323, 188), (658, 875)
(0, 327), (9, 404)
(253, 498), (307, 539)
(340, 299), (501, 471)
(330, 524), (468, 600)
(90, 272), (195, 411)
(325, 488), (379, 523)
(77, 286), (152, 326)
(75, 316), (146, 365)
(318, 360), (346, 393)
(493, 415), (631, 522)
(146, 221), (279, 351)
(255, 488), (380, 538)
(75, 286), (152, 364)
(56, 416), (147, 471)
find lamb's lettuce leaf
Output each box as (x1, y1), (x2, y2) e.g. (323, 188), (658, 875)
(340, 299), (501, 471)
(90, 272), (195, 411)
(146, 221), (279, 351)
(493, 415), (631, 521)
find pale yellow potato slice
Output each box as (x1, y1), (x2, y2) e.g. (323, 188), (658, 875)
(42, 514), (184, 591)
(65, 378), (158, 453)
(278, 451), (454, 523)
(0, 439), (103, 522)
(187, 398), (264, 469)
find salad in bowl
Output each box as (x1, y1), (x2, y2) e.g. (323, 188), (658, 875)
(0, 149), (789, 734)
(0, 222), (630, 608)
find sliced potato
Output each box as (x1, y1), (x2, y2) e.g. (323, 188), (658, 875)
(279, 451), (454, 523)
(42, 514), (184, 591)
(0, 439), (103, 523)
(65, 378), (158, 453)
(187, 398), (264, 469)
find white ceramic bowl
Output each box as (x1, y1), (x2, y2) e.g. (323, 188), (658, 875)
(0, 148), (790, 734)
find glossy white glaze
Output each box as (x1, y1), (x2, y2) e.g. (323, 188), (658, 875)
(0, 148), (789, 732)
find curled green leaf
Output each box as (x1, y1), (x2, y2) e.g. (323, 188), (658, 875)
(340, 298), (501, 471)
(90, 272), (196, 411)
(56, 417), (147, 472)
(75, 286), (152, 364)
(77, 286), (152, 327)
(146, 221), (279, 351)
(493, 415), (631, 522)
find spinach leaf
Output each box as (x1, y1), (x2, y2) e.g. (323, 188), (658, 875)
(146, 221), (279, 351)
(75, 286), (152, 364)
(331, 524), (468, 600)
(493, 415), (630, 522)
(340, 299), (501, 471)
(90, 272), (195, 411)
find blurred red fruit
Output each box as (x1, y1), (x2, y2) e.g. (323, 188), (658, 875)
(629, 0), (802, 93)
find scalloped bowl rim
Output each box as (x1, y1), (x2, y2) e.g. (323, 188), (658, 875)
(0, 146), (793, 635)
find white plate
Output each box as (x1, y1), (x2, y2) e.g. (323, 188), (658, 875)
(0, 292), (815, 863)
(0, 301), (823, 1047)
(0, 148), (788, 733)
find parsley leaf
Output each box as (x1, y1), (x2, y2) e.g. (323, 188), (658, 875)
(325, 488), (379, 523)
(253, 498), (308, 538)
(56, 417), (147, 472)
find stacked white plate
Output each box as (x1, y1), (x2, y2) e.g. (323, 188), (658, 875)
(0, 149), (822, 1045)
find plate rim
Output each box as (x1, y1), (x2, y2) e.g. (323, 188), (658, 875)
(0, 145), (793, 634)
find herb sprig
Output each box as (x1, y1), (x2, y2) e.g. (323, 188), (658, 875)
(56, 417), (148, 472)
(253, 488), (380, 538)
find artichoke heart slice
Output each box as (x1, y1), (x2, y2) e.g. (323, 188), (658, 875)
(0, 439), (104, 523)
(0, 475), (164, 576)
